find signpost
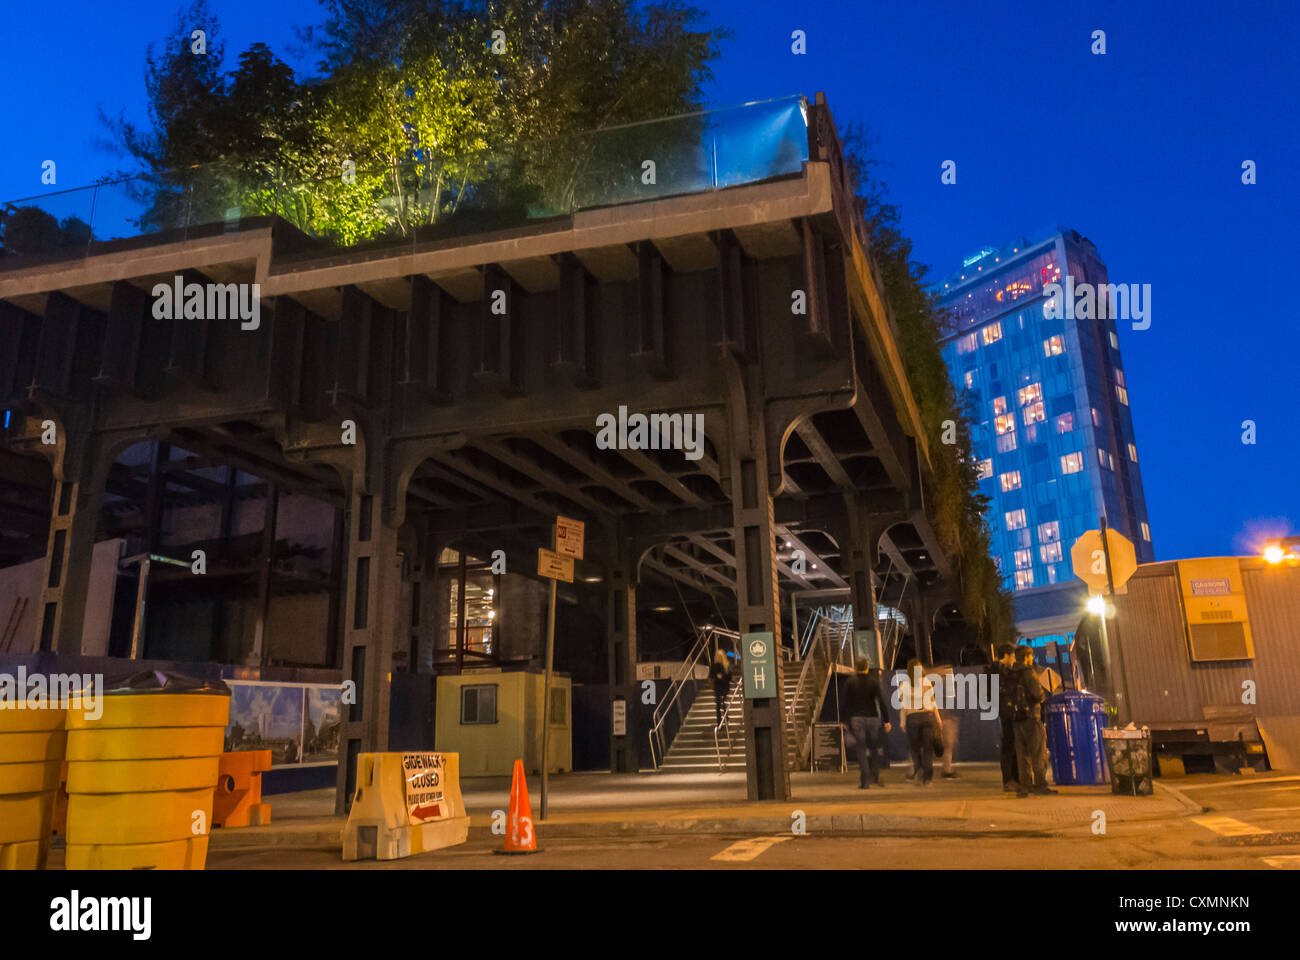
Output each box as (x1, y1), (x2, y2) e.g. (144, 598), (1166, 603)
(741, 631), (777, 698)
(536, 549), (574, 583)
(1071, 519), (1137, 722)
(538, 516), (583, 820)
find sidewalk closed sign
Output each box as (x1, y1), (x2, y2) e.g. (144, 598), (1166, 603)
(402, 753), (447, 824)
(742, 631), (777, 699)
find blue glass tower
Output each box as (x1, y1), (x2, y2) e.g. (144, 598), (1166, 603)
(936, 228), (1154, 642)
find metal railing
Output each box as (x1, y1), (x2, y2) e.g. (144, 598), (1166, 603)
(713, 680), (741, 771)
(0, 96), (809, 271)
(785, 607), (854, 768)
(647, 623), (740, 770)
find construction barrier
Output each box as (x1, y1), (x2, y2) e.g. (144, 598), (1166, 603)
(65, 674), (230, 870)
(0, 706), (66, 870)
(212, 750), (273, 828)
(342, 751), (469, 861)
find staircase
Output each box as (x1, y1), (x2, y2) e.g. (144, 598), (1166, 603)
(657, 650), (837, 773)
(658, 680), (747, 772)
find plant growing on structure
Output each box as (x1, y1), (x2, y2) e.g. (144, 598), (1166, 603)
(841, 125), (1016, 647)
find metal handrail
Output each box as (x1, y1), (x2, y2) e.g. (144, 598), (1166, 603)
(647, 624), (740, 769)
(713, 679), (740, 771)
(786, 621), (831, 764)
(784, 609), (856, 768)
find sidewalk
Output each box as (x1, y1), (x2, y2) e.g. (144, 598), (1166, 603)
(209, 763), (1202, 850)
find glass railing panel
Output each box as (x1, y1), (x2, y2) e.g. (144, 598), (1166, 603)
(1, 97), (810, 268)
(0, 185), (96, 267)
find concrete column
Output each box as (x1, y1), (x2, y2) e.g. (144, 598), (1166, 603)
(34, 436), (110, 654)
(334, 488), (404, 815)
(911, 582), (933, 664)
(731, 454), (790, 802)
(606, 537), (638, 773)
(843, 495), (884, 669)
(414, 525), (448, 673)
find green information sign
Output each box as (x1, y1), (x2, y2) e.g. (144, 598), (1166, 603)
(741, 631), (777, 699)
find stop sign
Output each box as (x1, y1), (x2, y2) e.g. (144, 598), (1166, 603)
(1071, 528), (1138, 594)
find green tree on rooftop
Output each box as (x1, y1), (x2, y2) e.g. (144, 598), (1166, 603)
(101, 0), (728, 245)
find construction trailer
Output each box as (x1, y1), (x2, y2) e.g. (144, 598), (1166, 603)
(1079, 556), (1300, 775)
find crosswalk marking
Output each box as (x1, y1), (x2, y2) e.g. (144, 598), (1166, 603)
(1192, 816), (1268, 836)
(711, 836), (792, 862)
(1262, 856), (1300, 869)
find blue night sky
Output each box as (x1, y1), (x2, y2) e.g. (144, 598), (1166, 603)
(3, 0), (1296, 561)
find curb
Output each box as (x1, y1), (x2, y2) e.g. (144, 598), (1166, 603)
(210, 789), (1204, 850)
(1152, 780), (1204, 816)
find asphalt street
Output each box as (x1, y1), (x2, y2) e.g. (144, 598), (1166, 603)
(200, 773), (1300, 870)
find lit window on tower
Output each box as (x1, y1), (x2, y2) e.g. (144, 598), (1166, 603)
(1043, 335), (1065, 357)
(1000, 470), (1022, 492)
(1005, 509), (1027, 530)
(982, 322), (1003, 345)
(1060, 452), (1083, 474)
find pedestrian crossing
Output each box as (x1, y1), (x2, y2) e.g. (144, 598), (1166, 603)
(710, 836), (791, 862)
(1192, 813), (1300, 868)
(1192, 816), (1268, 837)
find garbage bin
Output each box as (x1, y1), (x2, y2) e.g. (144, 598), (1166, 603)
(0, 703), (67, 869)
(1101, 727), (1154, 796)
(1044, 691), (1109, 786)
(64, 671), (230, 869)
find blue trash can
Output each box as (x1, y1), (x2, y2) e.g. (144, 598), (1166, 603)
(1044, 692), (1109, 785)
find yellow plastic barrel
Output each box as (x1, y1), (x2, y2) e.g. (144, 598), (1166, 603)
(0, 705), (67, 870)
(65, 681), (230, 870)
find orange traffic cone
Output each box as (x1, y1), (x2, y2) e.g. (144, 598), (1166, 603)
(500, 759), (539, 854)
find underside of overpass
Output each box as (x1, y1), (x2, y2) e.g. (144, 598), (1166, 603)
(0, 94), (972, 804)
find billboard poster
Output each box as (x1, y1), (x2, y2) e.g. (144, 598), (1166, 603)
(225, 680), (342, 768)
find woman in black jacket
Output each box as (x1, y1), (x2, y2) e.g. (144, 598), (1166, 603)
(709, 649), (732, 726)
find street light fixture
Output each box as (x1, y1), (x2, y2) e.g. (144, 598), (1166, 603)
(1262, 535), (1299, 565)
(1086, 595), (1108, 617)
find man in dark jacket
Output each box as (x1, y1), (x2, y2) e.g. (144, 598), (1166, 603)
(1010, 645), (1057, 797)
(994, 644), (1019, 791)
(839, 660), (894, 788)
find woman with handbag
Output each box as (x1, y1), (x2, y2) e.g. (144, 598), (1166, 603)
(896, 658), (941, 785)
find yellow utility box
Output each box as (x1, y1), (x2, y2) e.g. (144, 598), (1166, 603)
(436, 669), (571, 776)
(0, 705), (67, 870)
(64, 676), (230, 870)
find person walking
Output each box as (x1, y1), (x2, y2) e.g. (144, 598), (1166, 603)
(709, 648), (732, 727)
(1010, 645), (1057, 797)
(897, 658), (941, 785)
(839, 659), (893, 788)
(935, 666), (961, 778)
(994, 644), (1020, 791)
